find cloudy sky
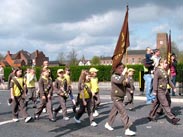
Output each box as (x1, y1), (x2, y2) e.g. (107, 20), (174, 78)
(0, 0), (182, 60)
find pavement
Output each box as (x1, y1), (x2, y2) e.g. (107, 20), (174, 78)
(0, 82), (183, 137)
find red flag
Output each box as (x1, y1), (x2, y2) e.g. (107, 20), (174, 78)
(167, 30), (172, 65)
(112, 6), (129, 70)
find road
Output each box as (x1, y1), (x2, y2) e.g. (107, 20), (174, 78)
(0, 89), (183, 137)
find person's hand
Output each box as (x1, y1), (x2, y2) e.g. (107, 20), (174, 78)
(122, 67), (128, 75)
(174, 88), (177, 92)
(42, 95), (46, 100)
(153, 92), (157, 96)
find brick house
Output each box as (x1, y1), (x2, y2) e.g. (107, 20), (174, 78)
(100, 50), (146, 65)
(0, 50), (49, 67)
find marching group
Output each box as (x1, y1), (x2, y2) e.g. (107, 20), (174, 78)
(0, 47), (181, 136)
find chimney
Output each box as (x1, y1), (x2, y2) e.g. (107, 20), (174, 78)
(7, 50), (10, 55)
(35, 50), (39, 57)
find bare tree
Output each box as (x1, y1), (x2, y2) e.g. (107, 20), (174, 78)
(67, 48), (78, 66)
(57, 52), (65, 65)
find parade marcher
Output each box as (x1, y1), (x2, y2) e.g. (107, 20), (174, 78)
(143, 47), (155, 104)
(34, 67), (56, 122)
(104, 63), (136, 136)
(10, 67), (32, 123)
(170, 53), (177, 96)
(64, 67), (77, 113)
(25, 68), (37, 109)
(148, 58), (180, 125)
(124, 68), (135, 111)
(53, 69), (70, 121)
(0, 64), (6, 89)
(7, 67), (16, 106)
(89, 67), (101, 117)
(74, 70), (97, 127)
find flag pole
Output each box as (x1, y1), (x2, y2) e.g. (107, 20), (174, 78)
(125, 4), (129, 66)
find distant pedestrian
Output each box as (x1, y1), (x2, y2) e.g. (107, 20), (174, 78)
(148, 58), (180, 125)
(0, 64), (5, 89)
(104, 63), (136, 136)
(143, 47), (155, 104)
(170, 53), (177, 96)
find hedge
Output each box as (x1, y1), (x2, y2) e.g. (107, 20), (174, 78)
(3, 64), (183, 82)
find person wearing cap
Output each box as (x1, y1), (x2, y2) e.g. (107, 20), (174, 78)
(104, 63), (136, 136)
(53, 68), (70, 121)
(64, 67), (77, 113)
(34, 67), (56, 122)
(9, 67), (32, 123)
(124, 68), (135, 111)
(89, 67), (100, 117)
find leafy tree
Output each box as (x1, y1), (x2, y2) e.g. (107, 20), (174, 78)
(91, 56), (101, 65)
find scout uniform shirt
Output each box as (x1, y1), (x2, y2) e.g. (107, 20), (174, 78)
(111, 73), (126, 101)
(153, 67), (174, 93)
(79, 82), (92, 99)
(54, 77), (68, 95)
(39, 76), (53, 97)
(64, 74), (71, 86)
(10, 77), (24, 97)
(90, 77), (99, 94)
(26, 73), (37, 88)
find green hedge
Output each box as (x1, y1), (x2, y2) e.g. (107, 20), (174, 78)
(3, 64), (183, 82)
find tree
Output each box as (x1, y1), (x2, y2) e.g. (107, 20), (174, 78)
(91, 56), (101, 65)
(67, 48), (78, 66)
(0, 53), (4, 61)
(57, 52), (65, 65)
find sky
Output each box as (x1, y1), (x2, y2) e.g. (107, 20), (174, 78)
(0, 0), (182, 61)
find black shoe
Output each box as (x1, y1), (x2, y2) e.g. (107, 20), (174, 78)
(53, 110), (57, 119)
(171, 118), (180, 125)
(32, 104), (37, 108)
(49, 118), (56, 122)
(72, 105), (76, 113)
(147, 117), (157, 122)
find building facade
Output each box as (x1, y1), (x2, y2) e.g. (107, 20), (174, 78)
(0, 50), (49, 67)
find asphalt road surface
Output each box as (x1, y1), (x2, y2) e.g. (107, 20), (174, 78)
(0, 89), (183, 137)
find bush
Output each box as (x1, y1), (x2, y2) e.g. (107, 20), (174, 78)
(3, 64), (183, 82)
